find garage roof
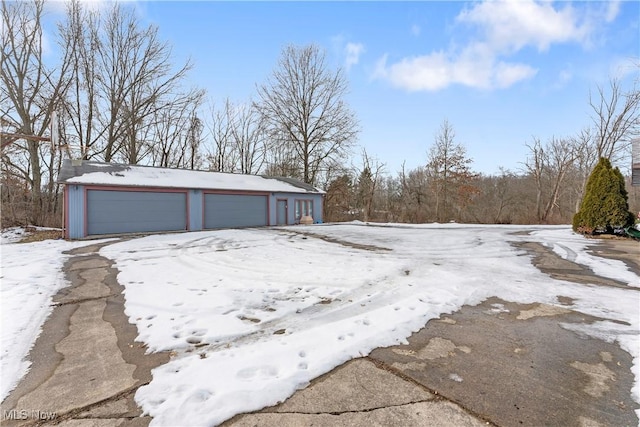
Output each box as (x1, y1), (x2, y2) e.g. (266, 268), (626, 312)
(58, 160), (325, 194)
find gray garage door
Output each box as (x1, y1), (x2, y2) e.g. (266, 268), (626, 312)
(87, 190), (187, 235)
(204, 194), (268, 229)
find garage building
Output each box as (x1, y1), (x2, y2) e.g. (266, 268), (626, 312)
(58, 160), (324, 239)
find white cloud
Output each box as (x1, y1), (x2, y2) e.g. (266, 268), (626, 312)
(605, 0), (621, 23)
(493, 62), (538, 88)
(345, 42), (365, 71)
(411, 24), (421, 37)
(379, 52), (454, 91)
(375, 44), (537, 92)
(555, 69), (573, 88)
(48, 0), (111, 14)
(48, 0), (148, 22)
(372, 54), (389, 79)
(372, 0), (608, 92)
(456, 0), (593, 53)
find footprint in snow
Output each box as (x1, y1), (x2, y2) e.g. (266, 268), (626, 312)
(187, 389), (214, 403)
(238, 315), (261, 323)
(237, 366), (278, 380)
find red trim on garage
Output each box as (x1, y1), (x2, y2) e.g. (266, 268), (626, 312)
(64, 186), (69, 239)
(201, 190), (270, 196)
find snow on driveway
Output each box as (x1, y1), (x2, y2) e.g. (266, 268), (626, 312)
(99, 223), (640, 426)
(0, 237), (99, 400)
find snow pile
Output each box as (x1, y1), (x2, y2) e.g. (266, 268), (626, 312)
(99, 224), (639, 426)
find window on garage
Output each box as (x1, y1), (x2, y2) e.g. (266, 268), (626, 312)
(295, 199), (313, 222)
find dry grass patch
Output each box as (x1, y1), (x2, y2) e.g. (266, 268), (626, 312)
(18, 228), (63, 243)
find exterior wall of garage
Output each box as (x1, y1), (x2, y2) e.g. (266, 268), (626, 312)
(65, 184), (86, 239)
(269, 193), (324, 225)
(64, 185), (324, 239)
(189, 190), (203, 231)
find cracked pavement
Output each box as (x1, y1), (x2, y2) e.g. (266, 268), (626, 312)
(224, 358), (486, 427)
(1, 241), (168, 427)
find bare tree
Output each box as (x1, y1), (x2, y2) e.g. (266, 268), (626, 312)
(398, 162), (431, 223)
(263, 139), (300, 179)
(186, 113), (204, 170)
(540, 137), (577, 222)
(1, 0), (74, 224)
(468, 169), (519, 224)
(150, 98), (203, 169)
(524, 136), (578, 223)
(59, 0), (98, 159)
(355, 149), (385, 222)
(568, 127), (597, 212)
(590, 77), (640, 162)
(58, 1), (198, 164)
(206, 99), (236, 172)
(256, 44), (359, 185)
(204, 98), (266, 174)
(524, 137), (545, 221)
(426, 120), (477, 222)
(228, 101), (267, 174)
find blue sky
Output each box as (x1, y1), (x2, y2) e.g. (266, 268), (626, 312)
(48, 1), (639, 175)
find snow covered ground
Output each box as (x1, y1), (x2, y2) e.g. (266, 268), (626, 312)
(1, 224), (637, 423)
(95, 223), (640, 426)
(0, 231), (98, 400)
